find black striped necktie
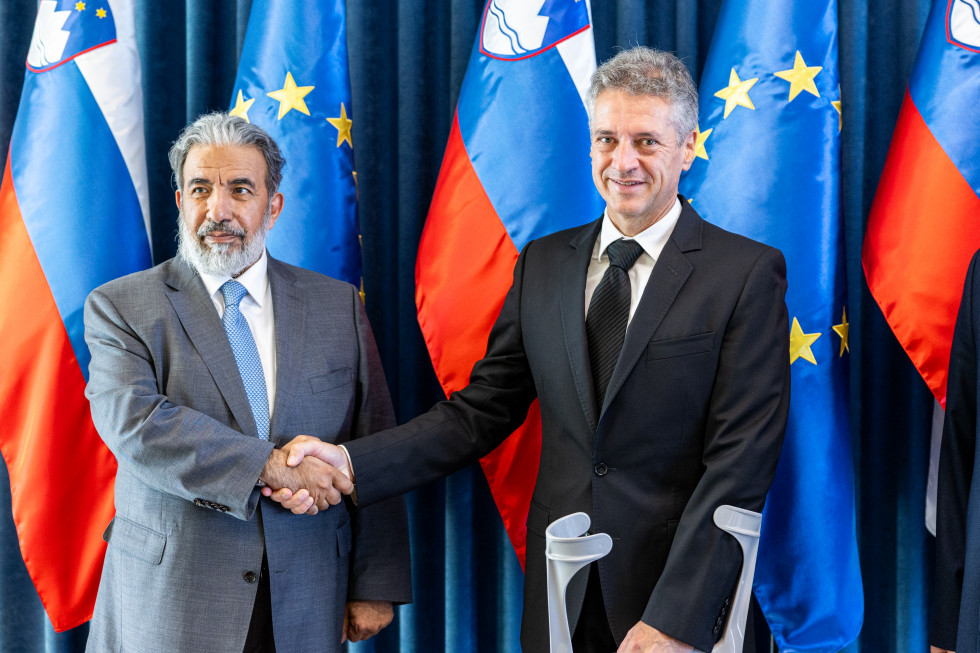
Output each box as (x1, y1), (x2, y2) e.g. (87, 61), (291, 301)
(586, 238), (644, 409)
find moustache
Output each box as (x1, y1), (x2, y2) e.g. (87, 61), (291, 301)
(197, 220), (246, 239)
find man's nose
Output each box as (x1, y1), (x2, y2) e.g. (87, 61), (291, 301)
(207, 189), (233, 221)
(610, 141), (639, 170)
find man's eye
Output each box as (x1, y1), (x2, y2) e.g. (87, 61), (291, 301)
(190, 187), (208, 195)
(233, 187), (251, 195)
(639, 138), (657, 147)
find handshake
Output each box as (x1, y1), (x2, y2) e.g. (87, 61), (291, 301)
(258, 435), (353, 515)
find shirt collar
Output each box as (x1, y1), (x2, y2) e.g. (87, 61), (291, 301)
(199, 249), (270, 308)
(595, 197), (682, 262)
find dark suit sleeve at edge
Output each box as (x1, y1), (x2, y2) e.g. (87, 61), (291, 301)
(346, 286), (413, 604)
(931, 250), (980, 650)
(646, 246), (791, 651)
(345, 242), (539, 508)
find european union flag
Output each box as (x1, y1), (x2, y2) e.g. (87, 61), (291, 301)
(679, 1), (861, 650)
(230, 0), (360, 284)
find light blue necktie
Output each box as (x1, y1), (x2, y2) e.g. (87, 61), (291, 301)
(220, 280), (270, 440)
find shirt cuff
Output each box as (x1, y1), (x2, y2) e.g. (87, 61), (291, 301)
(338, 444), (357, 507)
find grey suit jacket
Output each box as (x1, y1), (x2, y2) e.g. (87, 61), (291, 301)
(83, 255), (411, 653)
(345, 200), (790, 652)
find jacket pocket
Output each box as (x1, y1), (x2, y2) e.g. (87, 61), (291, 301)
(104, 516), (166, 565)
(646, 332), (715, 360)
(309, 367), (352, 394)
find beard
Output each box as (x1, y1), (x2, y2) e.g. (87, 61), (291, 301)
(177, 208), (271, 278)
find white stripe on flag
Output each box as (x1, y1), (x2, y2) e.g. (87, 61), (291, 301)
(556, 0), (596, 106)
(75, 0), (151, 248)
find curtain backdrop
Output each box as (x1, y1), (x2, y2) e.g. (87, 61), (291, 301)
(0, 1), (936, 651)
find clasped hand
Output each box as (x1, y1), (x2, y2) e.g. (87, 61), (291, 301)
(259, 435), (351, 515)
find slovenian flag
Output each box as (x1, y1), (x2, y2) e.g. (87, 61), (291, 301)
(229, 0), (361, 285)
(416, 0), (602, 565)
(863, 0), (980, 408)
(0, 0), (151, 631)
(679, 0), (863, 649)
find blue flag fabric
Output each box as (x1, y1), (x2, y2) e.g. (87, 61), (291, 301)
(0, 0), (151, 629)
(230, 0), (360, 284)
(679, 1), (862, 650)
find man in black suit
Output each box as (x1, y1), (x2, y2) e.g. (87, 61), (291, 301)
(931, 248), (980, 653)
(273, 47), (790, 653)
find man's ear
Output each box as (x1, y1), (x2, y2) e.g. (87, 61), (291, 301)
(681, 129), (697, 170)
(267, 192), (284, 230)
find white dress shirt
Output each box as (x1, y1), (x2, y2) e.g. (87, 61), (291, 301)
(199, 250), (277, 418)
(585, 197), (682, 326)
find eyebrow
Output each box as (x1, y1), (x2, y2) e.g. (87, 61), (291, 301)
(592, 129), (665, 139)
(186, 176), (257, 188)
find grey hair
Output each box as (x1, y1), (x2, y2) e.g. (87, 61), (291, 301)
(586, 47), (699, 142)
(168, 112), (286, 196)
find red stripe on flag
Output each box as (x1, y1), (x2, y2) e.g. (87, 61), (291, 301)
(415, 115), (540, 567)
(863, 91), (980, 407)
(0, 155), (116, 630)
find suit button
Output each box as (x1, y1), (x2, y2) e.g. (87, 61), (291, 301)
(594, 463), (608, 476)
(243, 571), (257, 583)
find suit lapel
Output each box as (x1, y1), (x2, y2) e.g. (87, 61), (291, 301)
(600, 201), (702, 416)
(560, 219), (603, 432)
(165, 258), (258, 437)
(268, 257), (304, 444)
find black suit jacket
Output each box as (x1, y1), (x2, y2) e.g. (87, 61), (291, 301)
(347, 199), (790, 652)
(932, 248), (980, 651)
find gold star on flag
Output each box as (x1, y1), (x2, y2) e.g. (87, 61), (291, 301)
(75, 1), (86, 10)
(832, 307), (849, 356)
(694, 125), (712, 160)
(230, 90), (256, 123)
(326, 102), (353, 148)
(714, 68), (758, 119)
(358, 235), (366, 304)
(789, 317), (821, 365)
(266, 72), (314, 120)
(774, 51), (822, 102)
(832, 87), (842, 132)
(95, 7), (107, 18)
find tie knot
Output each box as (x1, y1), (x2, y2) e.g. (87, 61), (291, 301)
(605, 239), (644, 271)
(220, 280), (248, 309)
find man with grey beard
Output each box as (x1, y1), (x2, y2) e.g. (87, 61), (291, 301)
(82, 112), (411, 653)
